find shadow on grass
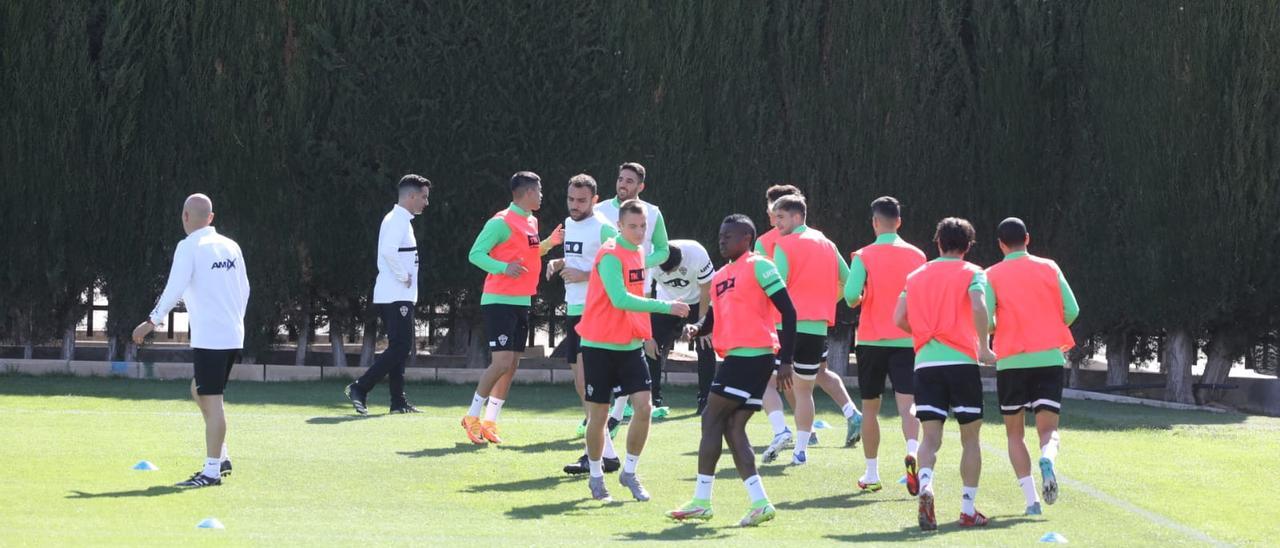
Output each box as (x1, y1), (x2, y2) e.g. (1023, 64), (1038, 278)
(505, 497), (595, 520)
(306, 413), (387, 425)
(66, 485), (186, 499)
(615, 522), (729, 542)
(825, 515), (1035, 542)
(397, 442), (486, 459)
(463, 475), (577, 493)
(500, 436), (580, 454)
(774, 491), (911, 511)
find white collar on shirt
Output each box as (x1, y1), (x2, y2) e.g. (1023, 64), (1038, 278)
(187, 226), (217, 240)
(392, 204), (415, 219)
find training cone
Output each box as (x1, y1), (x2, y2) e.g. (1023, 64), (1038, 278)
(1039, 532), (1068, 543)
(196, 518), (225, 530)
(132, 461), (159, 471)
(813, 420), (829, 429)
(897, 476), (908, 485)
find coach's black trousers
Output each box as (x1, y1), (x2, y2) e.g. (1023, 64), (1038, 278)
(354, 301), (414, 405)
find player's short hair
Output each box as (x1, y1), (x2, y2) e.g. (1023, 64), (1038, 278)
(771, 194), (806, 217)
(870, 196), (901, 219)
(618, 198), (646, 222)
(568, 174), (597, 195)
(934, 217), (976, 254)
(766, 184), (803, 203)
(510, 171), (541, 193)
(658, 245), (684, 272)
(997, 217), (1028, 246)
(619, 162), (646, 182)
(722, 214), (757, 239)
(398, 174), (431, 195)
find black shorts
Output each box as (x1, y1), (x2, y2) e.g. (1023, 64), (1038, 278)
(651, 303), (700, 349)
(792, 333), (829, 379)
(582, 347), (651, 404)
(855, 345), (915, 399)
(913, 364), (984, 424)
(997, 366), (1064, 415)
(711, 354), (776, 411)
(564, 315), (582, 364)
(193, 348), (238, 396)
(483, 304), (529, 352)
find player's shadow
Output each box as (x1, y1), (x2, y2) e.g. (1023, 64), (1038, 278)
(66, 486), (185, 499)
(775, 491), (909, 511)
(502, 436), (580, 454)
(306, 413), (386, 425)
(462, 475), (576, 494)
(504, 498), (593, 520)
(616, 523), (729, 542)
(825, 515), (1034, 542)
(396, 442), (485, 458)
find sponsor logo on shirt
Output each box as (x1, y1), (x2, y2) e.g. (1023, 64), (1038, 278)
(715, 277), (736, 297)
(627, 269), (645, 283)
(565, 241), (583, 255)
(526, 235), (540, 247)
(663, 278), (691, 288)
(211, 258), (237, 271)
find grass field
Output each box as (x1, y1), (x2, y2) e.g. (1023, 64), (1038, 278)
(0, 374), (1275, 546)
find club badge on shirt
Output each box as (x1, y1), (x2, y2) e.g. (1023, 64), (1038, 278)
(400, 305), (409, 317)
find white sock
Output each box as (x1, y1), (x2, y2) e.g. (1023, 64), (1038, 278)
(588, 458), (604, 478)
(961, 486), (978, 515)
(484, 397), (505, 422)
(467, 392), (486, 417)
(794, 431), (811, 454)
(610, 395), (629, 421)
(906, 438), (920, 456)
(202, 457), (221, 479)
(220, 443), (229, 461)
(842, 402), (858, 419)
(744, 474), (768, 503)
(919, 467), (934, 493)
(623, 453), (640, 474)
(602, 434), (618, 459)
(767, 411), (788, 436)
(1018, 476), (1039, 506)
(1041, 431), (1060, 463)
(694, 474), (714, 500)
(863, 458), (880, 483)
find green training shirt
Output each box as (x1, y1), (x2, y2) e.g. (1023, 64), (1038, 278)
(581, 238), (675, 351)
(845, 233), (914, 348)
(902, 257), (987, 367)
(984, 250), (1081, 370)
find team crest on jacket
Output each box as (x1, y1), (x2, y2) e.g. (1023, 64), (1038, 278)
(400, 305), (409, 317)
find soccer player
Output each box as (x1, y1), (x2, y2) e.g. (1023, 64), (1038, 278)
(647, 239), (716, 415)
(577, 200), (690, 502)
(845, 196), (927, 494)
(595, 163), (670, 425)
(766, 195), (857, 466)
(132, 194), (250, 488)
(460, 171), (563, 445)
(345, 174), (431, 415)
(893, 217), (996, 530)
(544, 174), (624, 475)
(756, 185), (862, 460)
(666, 214), (797, 527)
(985, 217), (1079, 515)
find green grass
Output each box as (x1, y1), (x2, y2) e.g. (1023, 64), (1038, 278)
(0, 374), (1275, 546)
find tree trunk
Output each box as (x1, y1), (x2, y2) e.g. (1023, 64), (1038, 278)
(123, 340), (138, 363)
(1200, 327), (1248, 404)
(294, 314), (311, 366)
(1105, 329), (1131, 386)
(106, 335), (120, 362)
(61, 326), (76, 361)
(359, 315), (378, 367)
(329, 324), (348, 368)
(826, 324), (852, 377)
(1162, 328), (1196, 404)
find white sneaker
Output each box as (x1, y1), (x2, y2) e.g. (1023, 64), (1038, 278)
(762, 428), (793, 463)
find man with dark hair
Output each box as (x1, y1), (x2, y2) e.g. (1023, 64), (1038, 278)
(461, 171), (564, 445)
(755, 185), (863, 461)
(596, 162), (670, 425)
(985, 217), (1079, 515)
(132, 194), (250, 487)
(761, 195), (861, 467)
(647, 239), (717, 415)
(667, 214), (796, 527)
(345, 174), (432, 415)
(577, 199), (689, 502)
(545, 174), (624, 475)
(845, 195), (927, 494)
(893, 217), (996, 530)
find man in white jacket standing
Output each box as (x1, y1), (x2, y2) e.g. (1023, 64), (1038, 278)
(346, 174), (431, 415)
(132, 193), (250, 488)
